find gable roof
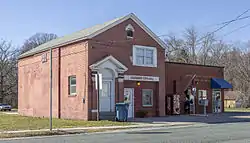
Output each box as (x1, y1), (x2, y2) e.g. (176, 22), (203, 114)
(19, 13), (167, 59)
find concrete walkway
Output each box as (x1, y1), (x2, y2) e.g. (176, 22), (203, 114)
(0, 122), (193, 134)
(130, 112), (250, 124)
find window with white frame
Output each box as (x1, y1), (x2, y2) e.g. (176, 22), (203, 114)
(68, 76), (76, 95)
(198, 90), (207, 100)
(142, 89), (153, 107)
(133, 45), (157, 67)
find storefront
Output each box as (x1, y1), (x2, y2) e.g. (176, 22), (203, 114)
(211, 78), (233, 113)
(123, 75), (159, 118)
(165, 62), (233, 115)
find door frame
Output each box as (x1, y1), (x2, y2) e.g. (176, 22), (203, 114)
(100, 79), (115, 112)
(212, 89), (222, 113)
(124, 88), (135, 118)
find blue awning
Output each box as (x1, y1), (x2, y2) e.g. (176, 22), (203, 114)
(211, 78), (233, 89)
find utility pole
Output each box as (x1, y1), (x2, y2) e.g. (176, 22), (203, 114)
(49, 47), (53, 131)
(96, 73), (100, 121)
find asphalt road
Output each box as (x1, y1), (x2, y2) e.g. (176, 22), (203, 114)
(1, 122), (250, 143)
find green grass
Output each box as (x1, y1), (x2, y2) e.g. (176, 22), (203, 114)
(225, 108), (250, 112)
(0, 128), (129, 138)
(0, 113), (130, 131)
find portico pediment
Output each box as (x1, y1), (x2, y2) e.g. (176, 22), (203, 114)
(89, 55), (128, 77)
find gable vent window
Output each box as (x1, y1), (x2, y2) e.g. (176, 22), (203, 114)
(41, 53), (47, 63)
(127, 30), (133, 38)
(125, 24), (135, 39)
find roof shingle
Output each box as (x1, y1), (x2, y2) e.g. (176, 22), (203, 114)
(19, 13), (167, 59)
(19, 15), (126, 58)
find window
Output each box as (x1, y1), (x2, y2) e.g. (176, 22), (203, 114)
(125, 24), (135, 39)
(69, 76), (76, 95)
(142, 89), (153, 107)
(126, 30), (133, 38)
(198, 90), (207, 105)
(198, 90), (207, 100)
(133, 45), (157, 67)
(41, 53), (47, 63)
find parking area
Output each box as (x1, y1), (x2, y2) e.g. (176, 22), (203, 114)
(0, 109), (18, 115)
(130, 112), (250, 124)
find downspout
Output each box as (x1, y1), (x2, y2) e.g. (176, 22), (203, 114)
(117, 77), (119, 102)
(58, 47), (61, 118)
(166, 63), (169, 94)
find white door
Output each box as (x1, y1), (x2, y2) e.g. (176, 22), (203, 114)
(124, 88), (134, 118)
(100, 81), (111, 112)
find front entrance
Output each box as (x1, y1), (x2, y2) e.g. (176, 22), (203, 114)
(124, 88), (134, 118)
(100, 81), (112, 112)
(212, 89), (222, 113)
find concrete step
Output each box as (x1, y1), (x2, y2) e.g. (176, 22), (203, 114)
(99, 112), (116, 121)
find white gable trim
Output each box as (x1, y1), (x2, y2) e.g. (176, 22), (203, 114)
(89, 55), (128, 72)
(87, 13), (167, 49)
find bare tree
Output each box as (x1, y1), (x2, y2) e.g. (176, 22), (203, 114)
(183, 26), (199, 64)
(0, 40), (18, 106)
(165, 34), (189, 62)
(20, 33), (57, 54)
(164, 26), (250, 107)
(198, 33), (216, 65)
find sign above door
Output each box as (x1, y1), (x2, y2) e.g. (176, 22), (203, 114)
(124, 75), (159, 82)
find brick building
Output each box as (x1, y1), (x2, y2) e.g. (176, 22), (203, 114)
(165, 62), (232, 115)
(18, 13), (232, 120)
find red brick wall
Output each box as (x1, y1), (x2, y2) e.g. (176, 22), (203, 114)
(124, 81), (158, 117)
(88, 18), (166, 116)
(18, 49), (60, 118)
(18, 41), (89, 120)
(59, 42), (89, 120)
(165, 62), (224, 114)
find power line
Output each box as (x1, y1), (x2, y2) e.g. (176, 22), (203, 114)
(222, 22), (250, 37)
(19, 8), (250, 66)
(195, 8), (250, 54)
(19, 48), (89, 67)
(205, 15), (250, 28)
(196, 8), (250, 44)
(83, 8), (250, 48)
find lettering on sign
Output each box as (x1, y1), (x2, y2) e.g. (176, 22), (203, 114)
(124, 75), (159, 82)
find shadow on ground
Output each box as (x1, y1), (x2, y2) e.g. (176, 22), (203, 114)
(129, 112), (250, 124)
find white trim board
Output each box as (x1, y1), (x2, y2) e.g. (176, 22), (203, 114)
(89, 55), (128, 72)
(124, 75), (159, 82)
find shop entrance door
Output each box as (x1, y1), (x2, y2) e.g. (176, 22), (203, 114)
(212, 89), (222, 113)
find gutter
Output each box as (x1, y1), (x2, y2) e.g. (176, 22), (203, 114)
(18, 38), (90, 59)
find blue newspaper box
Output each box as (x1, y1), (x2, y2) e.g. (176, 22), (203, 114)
(115, 103), (129, 122)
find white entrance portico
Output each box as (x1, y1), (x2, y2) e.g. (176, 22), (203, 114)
(90, 55), (128, 114)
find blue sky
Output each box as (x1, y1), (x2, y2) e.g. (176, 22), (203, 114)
(1, 0), (250, 47)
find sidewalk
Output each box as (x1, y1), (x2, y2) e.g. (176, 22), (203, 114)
(0, 122), (194, 134)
